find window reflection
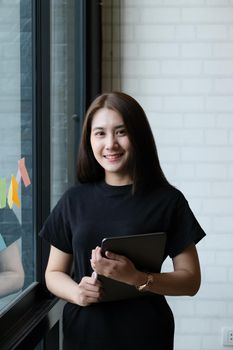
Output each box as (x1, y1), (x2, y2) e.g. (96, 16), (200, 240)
(0, 0), (34, 312)
(0, 207), (24, 299)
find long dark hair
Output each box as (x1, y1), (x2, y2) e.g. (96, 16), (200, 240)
(77, 91), (171, 192)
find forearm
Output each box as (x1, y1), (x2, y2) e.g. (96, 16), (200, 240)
(45, 271), (79, 304)
(134, 269), (200, 297)
(0, 272), (24, 297)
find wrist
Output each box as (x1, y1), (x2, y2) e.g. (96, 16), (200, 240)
(70, 283), (82, 304)
(132, 271), (149, 288)
(135, 272), (154, 292)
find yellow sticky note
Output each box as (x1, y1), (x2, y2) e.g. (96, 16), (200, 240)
(7, 178), (13, 208)
(12, 175), (20, 208)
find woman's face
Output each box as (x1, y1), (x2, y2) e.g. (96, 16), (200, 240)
(90, 107), (133, 185)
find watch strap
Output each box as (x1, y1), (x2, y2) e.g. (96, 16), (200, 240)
(136, 273), (154, 292)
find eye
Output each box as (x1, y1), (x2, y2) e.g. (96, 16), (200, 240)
(116, 128), (127, 136)
(94, 130), (105, 137)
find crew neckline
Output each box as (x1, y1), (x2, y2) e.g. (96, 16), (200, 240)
(97, 181), (133, 195)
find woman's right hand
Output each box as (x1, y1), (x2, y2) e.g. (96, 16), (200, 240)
(45, 246), (103, 307)
(74, 275), (103, 306)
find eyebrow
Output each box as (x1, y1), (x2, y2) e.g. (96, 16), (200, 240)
(92, 124), (125, 131)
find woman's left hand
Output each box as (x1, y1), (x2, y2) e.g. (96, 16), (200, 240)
(90, 246), (138, 286)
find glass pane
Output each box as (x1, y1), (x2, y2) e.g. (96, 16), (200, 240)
(33, 340), (44, 350)
(0, 0), (34, 313)
(50, 0), (77, 207)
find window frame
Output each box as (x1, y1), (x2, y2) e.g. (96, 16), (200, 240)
(0, 0), (101, 348)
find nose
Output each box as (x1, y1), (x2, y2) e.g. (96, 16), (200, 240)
(105, 133), (118, 150)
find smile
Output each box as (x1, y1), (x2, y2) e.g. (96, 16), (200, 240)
(103, 153), (124, 160)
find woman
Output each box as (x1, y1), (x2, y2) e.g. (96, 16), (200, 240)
(0, 207), (24, 298)
(40, 92), (206, 349)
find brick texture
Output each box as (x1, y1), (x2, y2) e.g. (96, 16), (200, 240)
(102, 1), (233, 349)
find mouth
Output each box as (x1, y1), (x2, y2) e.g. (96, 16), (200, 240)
(103, 153), (124, 161)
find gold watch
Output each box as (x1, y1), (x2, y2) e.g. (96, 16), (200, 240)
(136, 273), (154, 292)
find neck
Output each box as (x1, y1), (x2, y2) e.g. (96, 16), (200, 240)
(105, 174), (132, 186)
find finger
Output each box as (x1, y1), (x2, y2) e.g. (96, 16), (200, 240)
(90, 273), (103, 289)
(91, 246), (102, 262)
(82, 275), (103, 289)
(85, 289), (102, 298)
(91, 248), (96, 260)
(91, 271), (97, 281)
(105, 250), (122, 261)
(90, 258), (96, 270)
(79, 292), (103, 306)
(84, 295), (103, 305)
(81, 276), (98, 286)
(94, 246), (103, 260)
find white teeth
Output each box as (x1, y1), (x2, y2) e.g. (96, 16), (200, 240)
(105, 153), (122, 159)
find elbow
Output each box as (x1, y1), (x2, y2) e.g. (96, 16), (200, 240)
(45, 268), (57, 292)
(16, 267), (25, 292)
(14, 264), (25, 292)
(188, 276), (201, 297)
(45, 269), (50, 289)
(11, 271), (25, 294)
(188, 287), (199, 297)
(16, 273), (25, 292)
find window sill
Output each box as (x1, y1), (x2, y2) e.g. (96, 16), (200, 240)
(0, 283), (64, 350)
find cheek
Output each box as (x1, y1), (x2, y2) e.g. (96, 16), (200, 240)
(90, 136), (96, 151)
(123, 139), (132, 152)
(90, 139), (101, 157)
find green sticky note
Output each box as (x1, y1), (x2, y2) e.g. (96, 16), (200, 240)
(0, 178), (7, 208)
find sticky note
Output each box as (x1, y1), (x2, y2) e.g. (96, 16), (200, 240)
(12, 175), (20, 208)
(7, 178), (13, 208)
(18, 158), (31, 187)
(0, 178), (7, 209)
(16, 168), (21, 183)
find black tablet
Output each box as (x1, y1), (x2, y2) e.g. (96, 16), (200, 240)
(98, 232), (166, 302)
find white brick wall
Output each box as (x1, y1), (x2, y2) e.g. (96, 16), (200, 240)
(102, 1), (233, 349)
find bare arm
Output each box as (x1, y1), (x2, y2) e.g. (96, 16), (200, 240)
(0, 239), (25, 297)
(135, 243), (201, 296)
(45, 245), (103, 306)
(91, 243), (201, 297)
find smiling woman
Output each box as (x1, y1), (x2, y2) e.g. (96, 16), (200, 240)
(90, 108), (133, 185)
(40, 91), (206, 350)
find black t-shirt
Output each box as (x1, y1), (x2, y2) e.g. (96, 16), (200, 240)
(0, 208), (22, 252)
(40, 182), (206, 350)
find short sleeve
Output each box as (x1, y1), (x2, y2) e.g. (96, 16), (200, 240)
(39, 191), (73, 254)
(166, 192), (206, 258)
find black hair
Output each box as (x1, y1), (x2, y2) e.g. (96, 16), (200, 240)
(77, 91), (171, 192)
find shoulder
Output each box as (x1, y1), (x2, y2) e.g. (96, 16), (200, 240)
(55, 182), (96, 207)
(165, 186), (186, 203)
(140, 185), (190, 215)
(148, 185), (185, 203)
(64, 182), (95, 199)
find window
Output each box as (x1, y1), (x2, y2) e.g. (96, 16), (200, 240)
(50, 0), (77, 206)
(0, 0), (101, 348)
(0, 0), (34, 315)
